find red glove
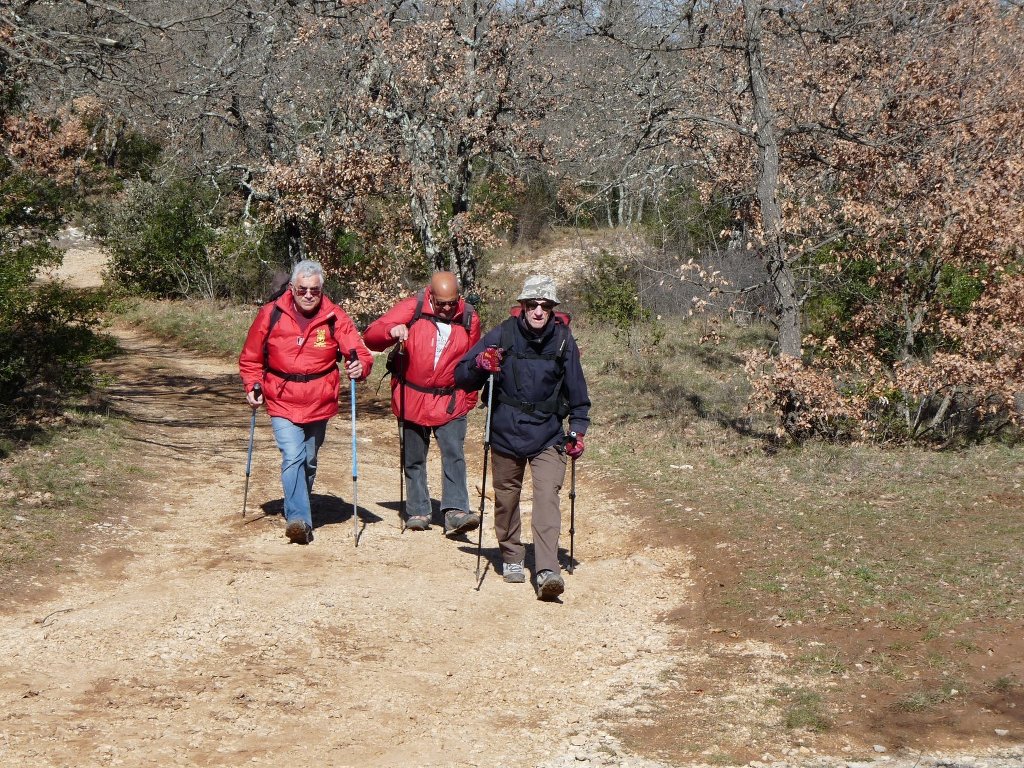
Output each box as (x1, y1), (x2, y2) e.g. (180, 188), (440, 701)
(475, 346), (503, 373)
(565, 432), (585, 459)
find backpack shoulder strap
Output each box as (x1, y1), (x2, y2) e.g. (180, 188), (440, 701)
(263, 305), (283, 370)
(554, 320), (570, 366)
(328, 315), (340, 361)
(411, 289), (426, 325)
(499, 316), (516, 354)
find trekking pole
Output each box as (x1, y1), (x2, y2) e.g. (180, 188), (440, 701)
(242, 383), (261, 519)
(348, 349), (359, 546)
(568, 441), (577, 575)
(475, 373), (495, 588)
(397, 342), (407, 532)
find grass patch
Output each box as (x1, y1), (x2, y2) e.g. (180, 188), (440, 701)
(576, 314), (1024, 683)
(0, 409), (130, 576)
(115, 297), (256, 360)
(797, 645), (847, 676)
(989, 675), (1020, 694)
(772, 686), (832, 732)
(893, 682), (963, 713)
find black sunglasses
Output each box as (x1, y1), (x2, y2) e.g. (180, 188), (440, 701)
(293, 285), (322, 297)
(522, 300), (555, 311)
(433, 298), (459, 309)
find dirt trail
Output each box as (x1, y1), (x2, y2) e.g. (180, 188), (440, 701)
(0, 244), (697, 767)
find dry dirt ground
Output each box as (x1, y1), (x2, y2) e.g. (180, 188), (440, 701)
(1, 240), (1020, 767)
(2, 323), (697, 768)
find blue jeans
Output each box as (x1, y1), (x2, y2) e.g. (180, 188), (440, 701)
(403, 415), (470, 519)
(271, 416), (327, 529)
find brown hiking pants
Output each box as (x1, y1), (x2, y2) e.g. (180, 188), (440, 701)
(490, 445), (567, 574)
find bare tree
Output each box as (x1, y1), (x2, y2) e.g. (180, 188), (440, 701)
(552, 0), (1022, 360)
(342, 0), (553, 287)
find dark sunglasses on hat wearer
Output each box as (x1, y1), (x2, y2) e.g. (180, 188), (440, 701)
(522, 300), (555, 312)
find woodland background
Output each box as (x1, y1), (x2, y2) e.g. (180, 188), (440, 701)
(2, 0), (1023, 445)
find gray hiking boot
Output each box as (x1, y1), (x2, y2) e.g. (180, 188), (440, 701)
(285, 520), (313, 544)
(444, 509), (480, 536)
(536, 569), (565, 600)
(405, 515), (430, 531)
(502, 561), (525, 583)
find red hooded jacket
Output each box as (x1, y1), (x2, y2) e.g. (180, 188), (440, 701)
(363, 288), (480, 427)
(239, 291), (373, 423)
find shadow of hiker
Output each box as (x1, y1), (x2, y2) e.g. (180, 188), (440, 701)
(377, 498), (454, 529)
(312, 493), (383, 529)
(557, 545), (578, 573)
(254, 494), (383, 529)
(259, 498), (284, 517)
(454, 543), (502, 569)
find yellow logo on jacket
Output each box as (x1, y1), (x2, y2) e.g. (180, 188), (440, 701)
(314, 329), (328, 348)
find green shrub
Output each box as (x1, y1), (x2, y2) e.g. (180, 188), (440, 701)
(212, 223), (291, 304)
(100, 174), (299, 302)
(0, 282), (113, 443)
(0, 161), (115, 437)
(103, 177), (219, 297)
(936, 264), (985, 315)
(578, 249), (651, 330)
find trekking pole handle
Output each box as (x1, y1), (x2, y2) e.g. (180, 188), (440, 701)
(346, 348), (360, 379)
(250, 382), (262, 408)
(561, 430), (578, 452)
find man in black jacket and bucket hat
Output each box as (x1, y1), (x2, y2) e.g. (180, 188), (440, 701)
(456, 274), (590, 600)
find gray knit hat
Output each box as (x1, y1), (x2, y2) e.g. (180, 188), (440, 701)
(516, 274), (560, 305)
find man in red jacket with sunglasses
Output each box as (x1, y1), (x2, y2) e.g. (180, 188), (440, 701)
(239, 260), (373, 544)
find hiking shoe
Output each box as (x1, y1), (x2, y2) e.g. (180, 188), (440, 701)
(285, 520), (313, 544)
(536, 569), (565, 600)
(405, 515), (430, 531)
(502, 561), (525, 583)
(444, 509), (480, 536)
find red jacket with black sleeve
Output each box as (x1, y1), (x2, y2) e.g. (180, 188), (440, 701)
(363, 288), (480, 427)
(239, 292), (373, 424)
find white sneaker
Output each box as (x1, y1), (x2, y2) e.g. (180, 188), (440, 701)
(502, 561), (525, 583)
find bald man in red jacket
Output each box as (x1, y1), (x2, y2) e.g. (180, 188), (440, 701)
(363, 271), (481, 535)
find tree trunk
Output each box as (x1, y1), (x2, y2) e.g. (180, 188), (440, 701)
(409, 186), (443, 273)
(451, 154), (476, 290)
(285, 217), (304, 264)
(744, 0), (801, 358)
